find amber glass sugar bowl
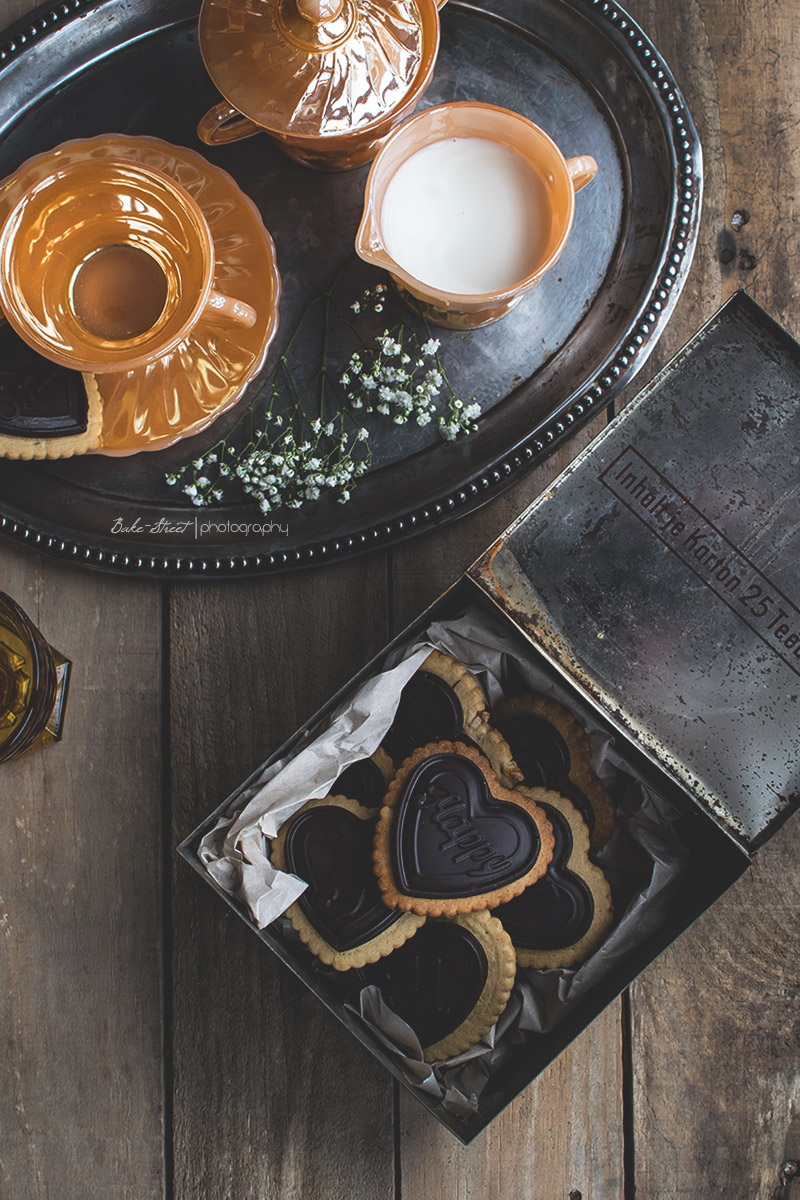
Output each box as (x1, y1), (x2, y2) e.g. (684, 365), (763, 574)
(197, 0), (445, 170)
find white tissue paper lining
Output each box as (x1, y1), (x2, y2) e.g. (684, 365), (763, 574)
(197, 604), (692, 1117)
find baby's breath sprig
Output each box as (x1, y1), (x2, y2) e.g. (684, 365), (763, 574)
(220, 412), (368, 511)
(166, 269), (482, 513)
(166, 268), (371, 512)
(341, 286), (480, 438)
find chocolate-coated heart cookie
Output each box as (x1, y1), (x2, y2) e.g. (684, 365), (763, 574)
(0, 323), (88, 439)
(373, 742), (554, 916)
(382, 670), (464, 764)
(332, 748), (394, 808)
(356, 911), (516, 1061)
(271, 796), (424, 970)
(492, 696), (615, 850)
(496, 789), (614, 969)
(382, 650), (520, 785)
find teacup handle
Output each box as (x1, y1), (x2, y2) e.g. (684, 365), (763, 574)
(197, 102), (262, 146)
(206, 289), (257, 328)
(566, 155), (599, 192)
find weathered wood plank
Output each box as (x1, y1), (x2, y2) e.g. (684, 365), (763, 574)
(615, 1), (800, 1193)
(0, 543), (164, 1200)
(169, 564), (396, 1200)
(630, 817), (800, 1200)
(399, 1008), (624, 1199)
(390, 421), (626, 1195)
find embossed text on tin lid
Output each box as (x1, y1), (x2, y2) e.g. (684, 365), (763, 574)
(470, 293), (800, 848)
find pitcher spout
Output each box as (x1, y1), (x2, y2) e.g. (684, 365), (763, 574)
(355, 206), (395, 273)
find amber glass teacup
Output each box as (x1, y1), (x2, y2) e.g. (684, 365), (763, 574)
(0, 158), (256, 373)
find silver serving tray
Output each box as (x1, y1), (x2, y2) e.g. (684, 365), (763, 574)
(0, 0), (701, 577)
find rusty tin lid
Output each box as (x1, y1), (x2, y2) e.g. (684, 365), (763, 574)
(470, 292), (800, 851)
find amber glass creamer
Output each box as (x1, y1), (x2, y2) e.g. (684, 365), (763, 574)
(0, 592), (70, 764)
(356, 102), (598, 328)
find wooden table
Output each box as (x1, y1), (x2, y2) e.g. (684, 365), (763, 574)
(1, 0), (798, 1195)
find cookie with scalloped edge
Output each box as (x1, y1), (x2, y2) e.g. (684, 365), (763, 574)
(381, 648), (522, 785)
(271, 795), (424, 971)
(357, 910), (517, 1062)
(491, 694), (614, 850)
(373, 741), (554, 917)
(495, 786), (614, 968)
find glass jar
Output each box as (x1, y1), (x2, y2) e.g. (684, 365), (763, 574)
(0, 590), (71, 763)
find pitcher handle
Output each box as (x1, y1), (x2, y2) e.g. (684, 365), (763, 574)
(206, 289), (257, 328)
(566, 155), (598, 192)
(197, 102), (262, 147)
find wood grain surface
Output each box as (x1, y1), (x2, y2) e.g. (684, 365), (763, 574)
(0, 544), (164, 1200)
(0, 0), (798, 1196)
(618, 3), (800, 1197)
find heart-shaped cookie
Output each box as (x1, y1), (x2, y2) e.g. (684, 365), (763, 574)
(373, 742), (554, 916)
(0, 324), (103, 459)
(356, 911), (516, 1061)
(382, 650), (519, 784)
(492, 695), (615, 850)
(382, 669), (465, 764)
(271, 796), (424, 970)
(495, 788), (614, 968)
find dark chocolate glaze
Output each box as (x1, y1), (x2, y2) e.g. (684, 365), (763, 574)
(393, 751), (540, 899)
(283, 805), (400, 951)
(382, 671), (463, 764)
(332, 758), (387, 809)
(495, 712), (595, 834)
(357, 921), (489, 1049)
(0, 324), (88, 438)
(496, 804), (594, 950)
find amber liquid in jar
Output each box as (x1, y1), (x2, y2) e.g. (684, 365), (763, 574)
(0, 593), (70, 763)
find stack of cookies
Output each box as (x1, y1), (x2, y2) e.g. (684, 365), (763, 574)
(270, 650), (615, 1063)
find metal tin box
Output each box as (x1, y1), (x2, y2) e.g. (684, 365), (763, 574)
(179, 292), (799, 1142)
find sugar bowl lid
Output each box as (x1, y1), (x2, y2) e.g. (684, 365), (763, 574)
(198, 0), (430, 139)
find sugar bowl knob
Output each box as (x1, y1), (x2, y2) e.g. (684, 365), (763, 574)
(295, 0), (345, 23)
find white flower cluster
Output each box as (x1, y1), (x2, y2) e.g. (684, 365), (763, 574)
(230, 426), (368, 510)
(343, 332), (443, 428)
(343, 323), (481, 439)
(166, 418), (368, 511)
(350, 283), (388, 316)
(165, 282), (482, 515)
(438, 399), (482, 440)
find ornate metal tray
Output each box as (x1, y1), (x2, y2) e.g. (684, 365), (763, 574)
(0, 0), (701, 577)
